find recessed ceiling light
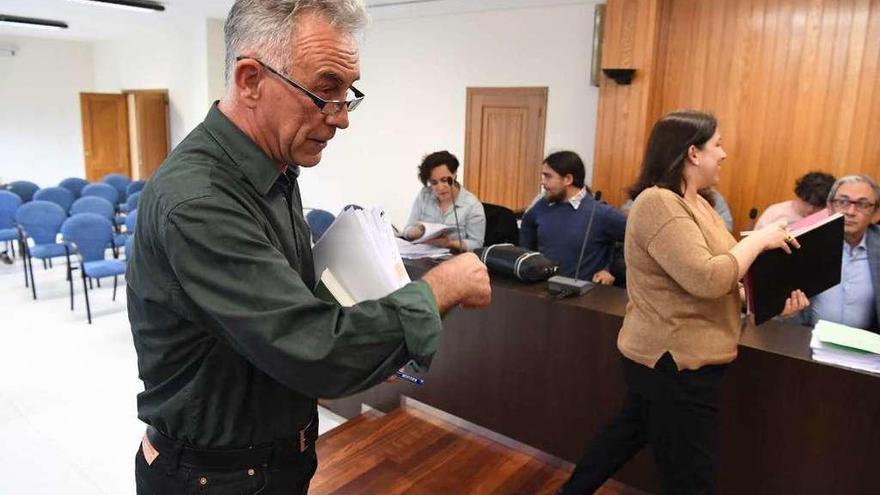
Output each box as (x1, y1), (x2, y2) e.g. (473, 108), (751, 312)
(0, 14), (69, 30)
(67, 0), (166, 13)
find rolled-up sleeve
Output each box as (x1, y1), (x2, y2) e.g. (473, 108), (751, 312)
(646, 216), (740, 299)
(163, 196), (442, 399)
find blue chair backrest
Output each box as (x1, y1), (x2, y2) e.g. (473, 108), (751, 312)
(34, 187), (75, 213)
(126, 191), (142, 212)
(15, 200), (66, 245)
(126, 180), (146, 197)
(61, 213), (114, 263)
(306, 209), (335, 241)
(0, 190), (22, 229)
(70, 196), (115, 220)
(125, 208), (138, 233)
(7, 181), (40, 203)
(101, 174), (131, 201)
(58, 177), (89, 199)
(81, 182), (119, 206)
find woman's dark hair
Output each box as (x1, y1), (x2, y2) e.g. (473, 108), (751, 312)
(628, 110), (718, 200)
(544, 151), (586, 189)
(418, 150), (459, 185)
(794, 171), (836, 208)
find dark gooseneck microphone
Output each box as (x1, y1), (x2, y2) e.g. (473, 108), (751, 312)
(443, 176), (465, 252)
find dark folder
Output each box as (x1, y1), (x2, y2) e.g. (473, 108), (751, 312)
(744, 212), (843, 325)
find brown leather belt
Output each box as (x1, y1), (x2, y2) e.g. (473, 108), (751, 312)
(145, 418), (317, 470)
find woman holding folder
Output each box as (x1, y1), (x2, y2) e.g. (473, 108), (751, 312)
(558, 110), (809, 495)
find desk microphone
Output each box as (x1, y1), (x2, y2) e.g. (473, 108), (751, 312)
(443, 177), (465, 252)
(547, 192), (597, 298)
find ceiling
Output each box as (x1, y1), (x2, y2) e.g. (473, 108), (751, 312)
(0, 0), (448, 42)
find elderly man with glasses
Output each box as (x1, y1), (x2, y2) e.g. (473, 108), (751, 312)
(128, 1), (490, 494)
(793, 174), (880, 331)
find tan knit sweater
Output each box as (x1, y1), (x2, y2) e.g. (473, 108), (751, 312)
(618, 187), (741, 371)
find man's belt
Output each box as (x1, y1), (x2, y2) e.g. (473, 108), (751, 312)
(144, 418), (318, 470)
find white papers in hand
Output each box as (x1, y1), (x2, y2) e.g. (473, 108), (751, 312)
(410, 222), (456, 243)
(312, 208), (410, 305)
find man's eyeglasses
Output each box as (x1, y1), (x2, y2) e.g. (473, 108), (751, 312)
(236, 56), (364, 116)
(830, 196), (878, 213)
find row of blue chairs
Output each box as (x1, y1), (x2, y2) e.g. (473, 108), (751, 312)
(9, 174), (145, 212)
(1, 177), (143, 324)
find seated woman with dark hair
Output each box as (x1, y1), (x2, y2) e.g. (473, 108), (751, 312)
(755, 171), (836, 228)
(402, 151), (485, 252)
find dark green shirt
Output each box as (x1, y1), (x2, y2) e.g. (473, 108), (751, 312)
(127, 104), (442, 448)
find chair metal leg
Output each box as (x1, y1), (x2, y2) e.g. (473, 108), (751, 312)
(82, 274), (92, 324)
(20, 239), (28, 287)
(48, 258), (53, 269)
(112, 275), (118, 301)
(42, 259), (47, 270)
(28, 255), (37, 300)
(88, 278), (93, 289)
(66, 250), (74, 311)
(97, 278), (101, 288)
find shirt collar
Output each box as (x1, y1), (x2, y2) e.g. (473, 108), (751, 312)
(846, 234), (869, 256)
(202, 102), (287, 196)
(567, 188), (588, 210)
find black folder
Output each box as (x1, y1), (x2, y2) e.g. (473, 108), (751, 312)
(745, 213), (843, 325)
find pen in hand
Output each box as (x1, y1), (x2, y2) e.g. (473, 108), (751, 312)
(394, 370), (425, 385)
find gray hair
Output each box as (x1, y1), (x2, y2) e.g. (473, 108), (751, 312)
(827, 174), (880, 210)
(224, 0), (368, 85)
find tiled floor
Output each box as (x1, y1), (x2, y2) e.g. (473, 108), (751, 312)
(0, 252), (345, 494)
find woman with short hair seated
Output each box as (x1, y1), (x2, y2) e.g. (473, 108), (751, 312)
(402, 151), (485, 252)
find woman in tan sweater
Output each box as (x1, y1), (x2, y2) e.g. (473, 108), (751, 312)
(558, 111), (808, 495)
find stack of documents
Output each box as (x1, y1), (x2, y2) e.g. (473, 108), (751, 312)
(810, 319), (880, 373)
(395, 238), (450, 259)
(312, 208), (410, 306)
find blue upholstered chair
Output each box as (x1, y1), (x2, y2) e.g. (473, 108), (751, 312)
(61, 213), (126, 324)
(81, 183), (119, 207)
(15, 201), (73, 301)
(126, 180), (146, 197)
(0, 190), (22, 263)
(71, 196), (121, 258)
(7, 181), (39, 203)
(115, 206), (139, 249)
(71, 196), (115, 220)
(101, 173), (131, 203)
(34, 187), (75, 214)
(305, 209), (335, 242)
(58, 177), (89, 199)
(124, 191), (141, 214)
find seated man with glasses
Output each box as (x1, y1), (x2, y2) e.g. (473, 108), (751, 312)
(794, 174), (880, 331)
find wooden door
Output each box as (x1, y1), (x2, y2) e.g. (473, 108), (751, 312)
(126, 90), (170, 179)
(80, 93), (130, 182)
(464, 87), (548, 212)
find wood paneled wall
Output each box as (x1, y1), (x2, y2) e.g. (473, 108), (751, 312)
(594, 0), (880, 234)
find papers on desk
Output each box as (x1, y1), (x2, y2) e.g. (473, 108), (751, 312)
(312, 207), (410, 306)
(395, 238), (450, 259)
(410, 222), (456, 243)
(810, 320), (880, 373)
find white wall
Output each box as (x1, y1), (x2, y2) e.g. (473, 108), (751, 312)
(299, 0), (600, 226)
(92, 21), (209, 148)
(0, 36), (94, 187)
(206, 18), (227, 106)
